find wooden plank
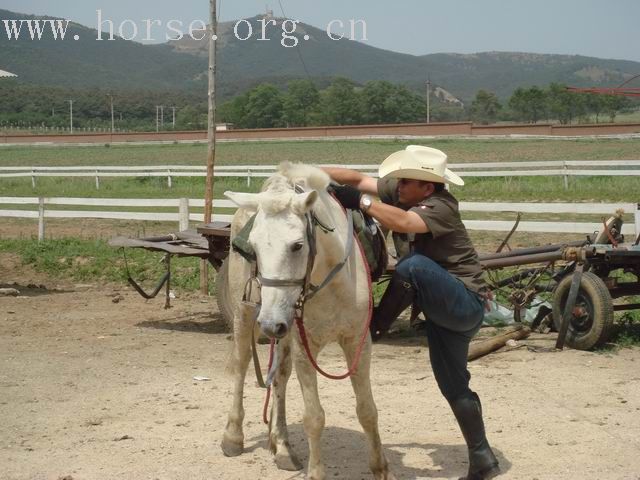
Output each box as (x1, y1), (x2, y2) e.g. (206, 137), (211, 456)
(0, 209), (39, 218)
(0, 197), (40, 204)
(451, 161), (565, 169)
(564, 160), (640, 167)
(459, 202), (636, 214)
(179, 198), (189, 231)
(463, 220), (636, 234)
(44, 198), (180, 207)
(44, 211), (180, 221)
(568, 170), (640, 176)
(468, 326), (531, 361)
(188, 213), (233, 223)
(38, 198), (45, 241)
(0, 197), (235, 208)
(460, 169), (565, 177)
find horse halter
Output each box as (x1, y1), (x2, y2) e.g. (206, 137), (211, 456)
(242, 185), (353, 316)
(242, 209), (318, 316)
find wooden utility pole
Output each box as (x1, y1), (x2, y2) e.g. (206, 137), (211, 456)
(426, 77), (431, 124)
(201, 0), (218, 293)
(109, 94), (115, 133)
(68, 100), (73, 133)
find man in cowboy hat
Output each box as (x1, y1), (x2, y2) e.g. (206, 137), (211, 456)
(324, 145), (500, 480)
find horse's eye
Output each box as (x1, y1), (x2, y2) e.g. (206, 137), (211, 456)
(291, 242), (304, 252)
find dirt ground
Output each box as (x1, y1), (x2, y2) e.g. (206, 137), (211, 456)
(1, 255), (640, 480)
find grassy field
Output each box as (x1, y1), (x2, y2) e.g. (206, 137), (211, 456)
(1, 138), (639, 202)
(0, 238), (204, 291)
(2, 137), (640, 167)
(1, 138), (639, 331)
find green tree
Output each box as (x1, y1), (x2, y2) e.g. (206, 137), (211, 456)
(282, 80), (320, 127)
(244, 84), (285, 128)
(470, 90), (502, 124)
(176, 105), (207, 130)
(508, 86), (546, 123)
(389, 86), (425, 123)
(359, 82), (424, 124)
(602, 95), (631, 123)
(361, 81), (397, 124)
(320, 77), (363, 125)
(584, 94), (605, 123)
(547, 83), (585, 125)
(218, 93), (250, 128)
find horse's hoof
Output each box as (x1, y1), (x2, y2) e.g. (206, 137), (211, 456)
(275, 452), (303, 471)
(307, 466), (326, 480)
(221, 438), (243, 457)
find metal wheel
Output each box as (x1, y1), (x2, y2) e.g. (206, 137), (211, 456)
(552, 272), (614, 350)
(215, 258), (234, 331)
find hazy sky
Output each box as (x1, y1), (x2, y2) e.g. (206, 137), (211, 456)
(2, 0), (639, 62)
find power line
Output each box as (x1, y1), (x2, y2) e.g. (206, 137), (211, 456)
(277, 0), (312, 80)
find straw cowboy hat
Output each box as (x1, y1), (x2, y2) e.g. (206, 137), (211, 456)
(378, 145), (464, 186)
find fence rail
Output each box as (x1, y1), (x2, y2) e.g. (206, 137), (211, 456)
(1, 161), (640, 189)
(2, 196), (638, 242)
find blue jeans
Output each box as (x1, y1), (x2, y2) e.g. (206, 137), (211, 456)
(395, 253), (485, 402)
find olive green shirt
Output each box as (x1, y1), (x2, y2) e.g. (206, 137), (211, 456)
(378, 177), (486, 293)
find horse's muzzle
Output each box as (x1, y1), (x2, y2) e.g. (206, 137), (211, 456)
(260, 320), (289, 339)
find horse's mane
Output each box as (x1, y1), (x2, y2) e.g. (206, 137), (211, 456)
(258, 162), (331, 215)
(277, 162), (330, 192)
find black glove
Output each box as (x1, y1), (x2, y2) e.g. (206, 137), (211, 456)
(331, 184), (361, 210)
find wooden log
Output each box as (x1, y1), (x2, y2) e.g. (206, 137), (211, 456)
(468, 325), (531, 361)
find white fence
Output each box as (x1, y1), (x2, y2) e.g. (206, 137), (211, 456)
(2, 196), (638, 242)
(1, 160), (640, 189)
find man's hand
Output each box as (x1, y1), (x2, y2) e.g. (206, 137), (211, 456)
(330, 184), (362, 210)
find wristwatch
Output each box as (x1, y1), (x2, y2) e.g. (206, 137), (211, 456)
(360, 194), (373, 213)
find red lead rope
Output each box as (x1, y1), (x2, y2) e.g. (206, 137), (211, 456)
(262, 339), (275, 425)
(295, 232), (373, 380)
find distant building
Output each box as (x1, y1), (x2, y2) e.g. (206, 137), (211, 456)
(216, 123), (234, 131)
(0, 69), (17, 78)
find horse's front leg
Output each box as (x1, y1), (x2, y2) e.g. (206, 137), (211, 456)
(295, 345), (326, 480)
(269, 337), (303, 471)
(221, 314), (256, 457)
(341, 335), (396, 480)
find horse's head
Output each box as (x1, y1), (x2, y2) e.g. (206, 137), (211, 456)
(225, 183), (319, 339)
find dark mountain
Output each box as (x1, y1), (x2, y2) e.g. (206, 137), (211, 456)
(2, 9), (639, 101)
(0, 8), (204, 91)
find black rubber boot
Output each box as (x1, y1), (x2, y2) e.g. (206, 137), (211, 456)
(370, 274), (415, 341)
(450, 392), (500, 480)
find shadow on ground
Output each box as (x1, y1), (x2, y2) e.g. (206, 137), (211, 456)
(136, 311), (229, 334)
(245, 424), (511, 480)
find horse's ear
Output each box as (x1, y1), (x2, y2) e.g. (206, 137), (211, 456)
(293, 190), (318, 214)
(224, 191), (260, 211)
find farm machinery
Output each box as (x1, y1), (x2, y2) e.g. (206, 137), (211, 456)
(110, 209), (640, 351)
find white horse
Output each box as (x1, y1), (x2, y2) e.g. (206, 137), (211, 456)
(221, 163), (395, 480)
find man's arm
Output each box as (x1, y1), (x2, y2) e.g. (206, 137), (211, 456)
(322, 167), (379, 195)
(365, 200), (429, 234)
(326, 169), (428, 234)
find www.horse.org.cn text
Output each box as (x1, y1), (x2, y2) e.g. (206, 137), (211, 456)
(1, 10), (369, 48)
